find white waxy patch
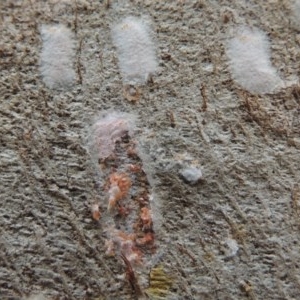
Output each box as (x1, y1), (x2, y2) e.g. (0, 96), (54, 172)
(112, 16), (158, 85)
(87, 112), (135, 161)
(225, 238), (239, 257)
(40, 24), (76, 89)
(180, 166), (203, 185)
(226, 26), (283, 94)
(290, 0), (300, 30)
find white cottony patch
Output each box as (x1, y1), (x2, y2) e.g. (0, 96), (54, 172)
(180, 166), (202, 185)
(226, 26), (283, 94)
(290, 0), (300, 30)
(87, 111), (136, 161)
(112, 16), (158, 85)
(40, 24), (76, 89)
(224, 238), (239, 257)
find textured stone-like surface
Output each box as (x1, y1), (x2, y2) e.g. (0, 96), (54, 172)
(1, 1), (300, 299)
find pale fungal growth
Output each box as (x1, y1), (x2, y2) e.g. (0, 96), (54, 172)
(226, 26), (283, 94)
(40, 24), (76, 89)
(112, 16), (158, 85)
(224, 238), (239, 257)
(180, 166), (203, 185)
(290, 0), (300, 30)
(87, 112), (135, 161)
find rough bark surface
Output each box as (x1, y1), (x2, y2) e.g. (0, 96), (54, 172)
(1, 1), (300, 299)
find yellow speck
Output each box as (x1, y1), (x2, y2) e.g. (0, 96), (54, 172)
(145, 266), (173, 299)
